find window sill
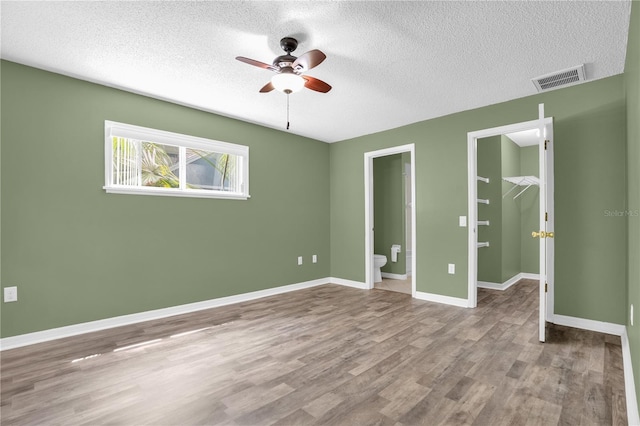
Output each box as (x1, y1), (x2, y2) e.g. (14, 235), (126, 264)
(104, 186), (250, 200)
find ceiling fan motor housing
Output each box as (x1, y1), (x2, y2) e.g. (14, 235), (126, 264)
(273, 54), (297, 69)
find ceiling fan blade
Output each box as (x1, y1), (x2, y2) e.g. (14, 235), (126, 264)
(259, 82), (275, 93)
(236, 56), (278, 71)
(302, 75), (332, 93)
(292, 50), (326, 72)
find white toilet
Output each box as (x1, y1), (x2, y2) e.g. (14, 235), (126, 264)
(373, 254), (387, 283)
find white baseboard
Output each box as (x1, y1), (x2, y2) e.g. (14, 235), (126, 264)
(381, 272), (408, 280)
(0, 278), (330, 351)
(415, 291), (469, 308)
(552, 314), (626, 336)
(622, 329), (640, 426)
(477, 272), (540, 291)
(329, 277), (369, 290)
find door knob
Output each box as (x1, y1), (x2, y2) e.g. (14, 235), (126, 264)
(532, 231), (554, 238)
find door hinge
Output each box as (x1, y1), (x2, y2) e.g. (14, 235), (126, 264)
(544, 140), (549, 150)
(545, 282), (548, 293)
(545, 212), (548, 221)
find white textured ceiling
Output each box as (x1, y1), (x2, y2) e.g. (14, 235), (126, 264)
(1, 1), (632, 143)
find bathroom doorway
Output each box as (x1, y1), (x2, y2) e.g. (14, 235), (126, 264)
(364, 144), (416, 296)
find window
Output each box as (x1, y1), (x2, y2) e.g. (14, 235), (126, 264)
(104, 121), (249, 199)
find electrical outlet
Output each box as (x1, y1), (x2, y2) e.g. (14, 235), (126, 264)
(4, 286), (17, 302)
(297, 256), (303, 266)
(448, 264), (455, 274)
(312, 255), (318, 264)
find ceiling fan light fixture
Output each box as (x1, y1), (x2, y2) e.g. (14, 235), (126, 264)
(271, 71), (305, 94)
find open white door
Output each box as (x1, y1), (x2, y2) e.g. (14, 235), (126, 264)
(535, 103), (554, 342)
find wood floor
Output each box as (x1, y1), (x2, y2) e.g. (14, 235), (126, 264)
(0, 280), (628, 425)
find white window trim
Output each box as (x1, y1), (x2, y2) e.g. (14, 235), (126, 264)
(104, 121), (250, 200)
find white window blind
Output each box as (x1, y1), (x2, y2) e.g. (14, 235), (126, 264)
(104, 121), (249, 200)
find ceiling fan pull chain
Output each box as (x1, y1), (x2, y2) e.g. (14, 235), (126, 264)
(286, 93), (290, 130)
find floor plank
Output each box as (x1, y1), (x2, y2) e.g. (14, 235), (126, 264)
(0, 280), (628, 425)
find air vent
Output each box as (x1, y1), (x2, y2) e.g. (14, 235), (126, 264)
(532, 64), (586, 92)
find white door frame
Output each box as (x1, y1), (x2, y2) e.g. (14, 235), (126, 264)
(364, 144), (416, 296)
(466, 118), (554, 320)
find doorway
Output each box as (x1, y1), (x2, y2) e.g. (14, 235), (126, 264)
(467, 105), (554, 342)
(475, 132), (540, 290)
(364, 144), (416, 296)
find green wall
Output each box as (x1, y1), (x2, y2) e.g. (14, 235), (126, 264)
(520, 146), (539, 274)
(373, 154), (406, 275)
(330, 74), (627, 323)
(625, 0), (640, 414)
(0, 61), (330, 338)
(501, 136), (522, 282)
(477, 136), (502, 283)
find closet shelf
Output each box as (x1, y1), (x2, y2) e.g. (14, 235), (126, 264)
(502, 175), (540, 200)
(503, 176), (539, 186)
(477, 242), (490, 248)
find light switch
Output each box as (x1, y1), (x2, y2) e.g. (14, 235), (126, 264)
(448, 264), (455, 274)
(4, 286), (17, 302)
(459, 216), (467, 227)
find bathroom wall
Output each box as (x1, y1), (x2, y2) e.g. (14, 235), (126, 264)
(373, 154), (406, 275)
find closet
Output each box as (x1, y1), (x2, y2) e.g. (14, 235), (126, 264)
(476, 134), (540, 287)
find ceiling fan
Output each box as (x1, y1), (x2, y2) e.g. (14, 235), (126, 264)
(236, 37), (332, 94)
